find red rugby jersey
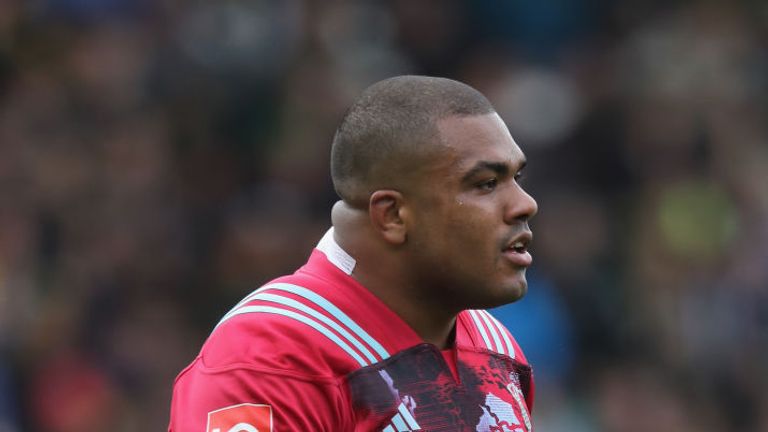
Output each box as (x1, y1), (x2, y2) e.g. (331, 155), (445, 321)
(169, 229), (535, 432)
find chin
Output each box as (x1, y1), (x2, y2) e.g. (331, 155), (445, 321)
(500, 277), (528, 303)
(474, 280), (528, 310)
(514, 283), (528, 299)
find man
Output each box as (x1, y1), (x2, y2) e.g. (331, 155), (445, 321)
(169, 76), (538, 431)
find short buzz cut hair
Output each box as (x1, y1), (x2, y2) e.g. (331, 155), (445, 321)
(330, 75), (495, 207)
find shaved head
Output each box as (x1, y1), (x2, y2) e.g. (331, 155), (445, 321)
(331, 75), (495, 207)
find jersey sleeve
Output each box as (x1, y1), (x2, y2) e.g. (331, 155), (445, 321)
(168, 358), (352, 432)
(168, 312), (357, 432)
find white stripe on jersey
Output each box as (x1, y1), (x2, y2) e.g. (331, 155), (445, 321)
(248, 292), (380, 364)
(216, 282), (391, 367)
(391, 413), (411, 431)
(468, 309), (518, 359)
(216, 287), (268, 325)
(468, 310), (493, 351)
(384, 408), (421, 432)
(264, 283), (391, 360)
(225, 305), (369, 367)
(481, 310), (516, 359)
(477, 309), (505, 355)
(397, 401), (421, 430)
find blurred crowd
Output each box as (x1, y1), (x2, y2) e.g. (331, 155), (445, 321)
(0, 0), (766, 431)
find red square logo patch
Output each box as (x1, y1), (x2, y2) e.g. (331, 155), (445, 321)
(207, 403), (272, 432)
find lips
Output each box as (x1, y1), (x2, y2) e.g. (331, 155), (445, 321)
(503, 231), (533, 267)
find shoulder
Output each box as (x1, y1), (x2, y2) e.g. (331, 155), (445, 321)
(458, 309), (529, 364)
(199, 277), (366, 378)
(171, 316), (356, 432)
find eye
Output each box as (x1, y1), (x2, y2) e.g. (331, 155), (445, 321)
(514, 170), (525, 182)
(477, 178), (498, 192)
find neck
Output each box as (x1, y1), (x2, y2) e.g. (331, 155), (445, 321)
(331, 201), (458, 349)
(353, 265), (458, 349)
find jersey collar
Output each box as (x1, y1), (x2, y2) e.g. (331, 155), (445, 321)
(315, 228), (356, 275)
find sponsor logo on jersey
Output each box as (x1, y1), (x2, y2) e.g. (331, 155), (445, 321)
(207, 403), (272, 432)
(475, 393), (525, 432)
(382, 398), (421, 431)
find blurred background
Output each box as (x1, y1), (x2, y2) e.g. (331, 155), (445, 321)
(0, 0), (767, 430)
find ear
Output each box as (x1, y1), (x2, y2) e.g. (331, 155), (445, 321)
(369, 190), (408, 245)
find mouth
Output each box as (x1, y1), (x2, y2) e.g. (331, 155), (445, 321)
(502, 231), (533, 267)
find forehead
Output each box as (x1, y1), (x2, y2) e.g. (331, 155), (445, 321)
(433, 113), (525, 172)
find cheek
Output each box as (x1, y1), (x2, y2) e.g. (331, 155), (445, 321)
(415, 202), (497, 264)
(445, 213), (497, 262)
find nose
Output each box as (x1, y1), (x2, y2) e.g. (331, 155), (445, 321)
(504, 183), (538, 224)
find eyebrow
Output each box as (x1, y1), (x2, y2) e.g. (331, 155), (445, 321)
(461, 159), (527, 183)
